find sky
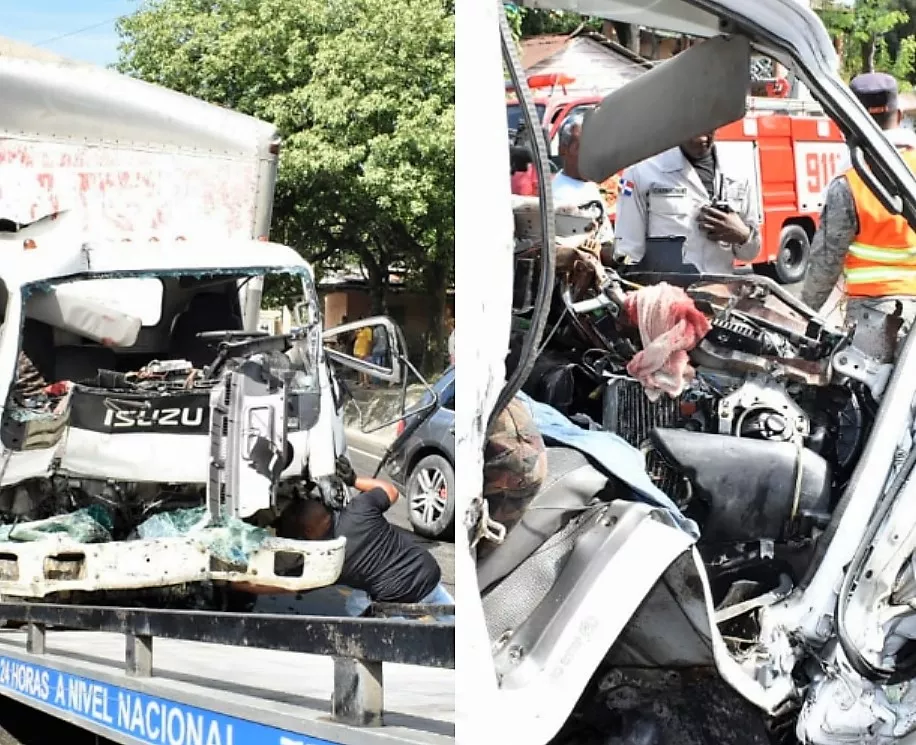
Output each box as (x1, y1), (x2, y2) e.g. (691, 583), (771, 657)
(0, 0), (136, 68)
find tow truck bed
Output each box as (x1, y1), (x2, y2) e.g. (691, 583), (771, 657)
(0, 604), (454, 745)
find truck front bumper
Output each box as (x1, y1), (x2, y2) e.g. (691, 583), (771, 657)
(0, 534), (346, 599)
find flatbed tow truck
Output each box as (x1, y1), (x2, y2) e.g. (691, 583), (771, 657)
(0, 36), (455, 745)
(0, 603), (453, 745)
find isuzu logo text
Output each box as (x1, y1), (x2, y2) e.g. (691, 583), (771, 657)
(69, 391), (211, 435)
(102, 407), (205, 429)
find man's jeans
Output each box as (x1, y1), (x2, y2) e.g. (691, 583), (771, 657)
(418, 584), (455, 623)
(341, 584), (454, 622)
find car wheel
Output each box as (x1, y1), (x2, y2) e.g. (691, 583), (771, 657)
(406, 454), (455, 540)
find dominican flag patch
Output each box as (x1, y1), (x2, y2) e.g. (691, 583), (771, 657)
(619, 177), (635, 197)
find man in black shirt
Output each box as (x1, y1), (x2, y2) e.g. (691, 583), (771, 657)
(278, 457), (451, 616)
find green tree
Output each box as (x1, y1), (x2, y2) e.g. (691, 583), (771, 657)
(503, 3), (601, 42)
(815, 0), (914, 84)
(117, 0), (454, 369)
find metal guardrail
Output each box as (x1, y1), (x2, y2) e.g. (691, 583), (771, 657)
(0, 602), (455, 728)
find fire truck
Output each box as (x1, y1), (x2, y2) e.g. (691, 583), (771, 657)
(719, 96), (847, 283)
(507, 75), (847, 284)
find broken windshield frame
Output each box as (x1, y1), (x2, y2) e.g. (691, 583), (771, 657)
(10, 264), (324, 401)
(488, 2), (557, 432)
(29, 266), (321, 328)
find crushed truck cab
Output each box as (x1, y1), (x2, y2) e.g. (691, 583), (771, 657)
(0, 32), (454, 745)
(0, 47), (412, 601)
(0, 230), (354, 598)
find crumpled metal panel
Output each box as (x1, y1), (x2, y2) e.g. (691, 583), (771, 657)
(50, 427), (313, 486)
(0, 55), (277, 155)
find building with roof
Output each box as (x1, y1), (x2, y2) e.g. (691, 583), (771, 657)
(518, 26), (785, 96)
(519, 30), (654, 98)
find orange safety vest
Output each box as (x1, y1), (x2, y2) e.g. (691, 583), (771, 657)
(844, 147), (916, 297)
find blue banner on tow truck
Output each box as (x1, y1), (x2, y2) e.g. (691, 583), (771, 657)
(0, 653), (337, 745)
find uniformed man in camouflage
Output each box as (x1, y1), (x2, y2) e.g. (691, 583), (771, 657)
(802, 73), (916, 330)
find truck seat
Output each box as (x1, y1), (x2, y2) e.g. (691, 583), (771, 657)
(168, 293), (243, 368)
(477, 446), (609, 594)
(478, 446), (611, 642)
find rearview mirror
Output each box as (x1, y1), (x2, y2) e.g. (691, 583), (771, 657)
(323, 316), (406, 385)
(292, 300), (308, 328)
(579, 34), (751, 182)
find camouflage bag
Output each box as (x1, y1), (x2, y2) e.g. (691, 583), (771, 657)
(479, 396), (547, 557)
(16, 352), (47, 400)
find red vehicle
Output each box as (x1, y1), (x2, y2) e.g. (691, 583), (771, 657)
(506, 79), (614, 212)
(716, 98), (846, 283)
(507, 76), (847, 283)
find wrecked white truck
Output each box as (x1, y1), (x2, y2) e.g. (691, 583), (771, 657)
(0, 40), (454, 745)
(0, 45), (401, 602)
(458, 1), (916, 744)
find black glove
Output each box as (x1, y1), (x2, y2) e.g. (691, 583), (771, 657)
(335, 455), (357, 487)
(317, 475), (349, 510)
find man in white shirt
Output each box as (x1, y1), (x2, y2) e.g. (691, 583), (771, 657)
(614, 132), (761, 274)
(552, 113), (615, 245)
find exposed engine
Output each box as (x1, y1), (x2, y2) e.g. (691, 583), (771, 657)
(508, 199), (902, 640)
(0, 330), (314, 539)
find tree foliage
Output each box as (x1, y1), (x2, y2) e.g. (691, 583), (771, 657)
(815, 0), (916, 85)
(503, 3), (601, 42)
(116, 0), (454, 362)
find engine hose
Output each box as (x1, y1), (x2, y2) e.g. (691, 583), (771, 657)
(836, 442), (916, 682)
(486, 1), (556, 436)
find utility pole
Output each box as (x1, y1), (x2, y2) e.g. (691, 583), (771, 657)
(603, 20), (641, 55)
